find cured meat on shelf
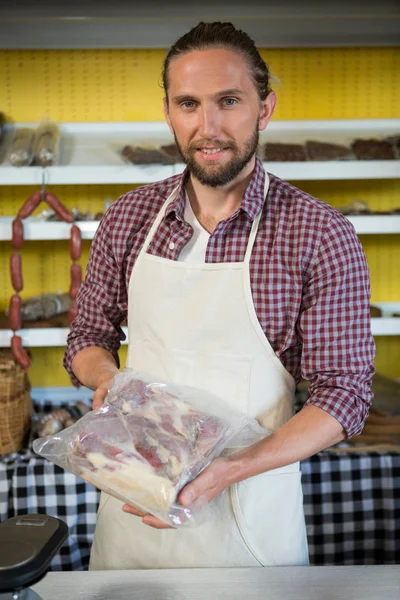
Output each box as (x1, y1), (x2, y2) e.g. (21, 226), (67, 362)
(351, 138), (395, 160)
(264, 142), (307, 161)
(160, 143), (182, 162)
(121, 145), (175, 165)
(305, 140), (354, 161)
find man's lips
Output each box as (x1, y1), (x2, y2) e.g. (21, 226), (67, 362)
(195, 147), (229, 161)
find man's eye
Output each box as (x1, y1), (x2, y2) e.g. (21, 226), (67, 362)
(224, 98), (238, 106)
(182, 101), (195, 109)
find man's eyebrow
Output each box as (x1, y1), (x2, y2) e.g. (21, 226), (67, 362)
(171, 88), (246, 104)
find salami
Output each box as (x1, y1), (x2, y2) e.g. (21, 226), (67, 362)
(10, 252), (23, 292)
(69, 263), (82, 300)
(8, 294), (22, 331)
(70, 225), (82, 261)
(11, 334), (30, 371)
(17, 191), (42, 219)
(11, 218), (24, 250)
(45, 192), (74, 223)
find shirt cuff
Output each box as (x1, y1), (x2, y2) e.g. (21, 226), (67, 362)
(303, 387), (371, 439)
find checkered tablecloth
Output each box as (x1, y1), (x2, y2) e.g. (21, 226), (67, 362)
(1, 449), (399, 569)
(0, 449), (100, 571)
(301, 450), (400, 565)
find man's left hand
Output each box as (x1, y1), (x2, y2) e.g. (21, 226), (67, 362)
(122, 456), (233, 529)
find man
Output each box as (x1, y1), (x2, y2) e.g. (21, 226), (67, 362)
(64, 22), (375, 569)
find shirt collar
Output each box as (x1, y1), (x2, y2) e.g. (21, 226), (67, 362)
(165, 155), (266, 223)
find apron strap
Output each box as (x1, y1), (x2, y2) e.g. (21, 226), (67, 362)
(243, 172), (270, 264)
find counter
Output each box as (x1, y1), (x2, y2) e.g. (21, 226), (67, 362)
(31, 566), (400, 600)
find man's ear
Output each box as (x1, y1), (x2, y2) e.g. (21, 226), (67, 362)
(258, 91), (277, 132)
(163, 97), (174, 135)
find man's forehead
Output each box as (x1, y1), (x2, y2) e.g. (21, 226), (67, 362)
(168, 48), (252, 91)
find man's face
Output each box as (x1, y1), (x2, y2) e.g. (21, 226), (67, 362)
(164, 48), (276, 188)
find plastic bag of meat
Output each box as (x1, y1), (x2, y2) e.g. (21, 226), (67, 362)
(33, 369), (268, 527)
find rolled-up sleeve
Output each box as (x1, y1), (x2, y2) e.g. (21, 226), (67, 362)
(300, 213), (375, 438)
(63, 207), (127, 386)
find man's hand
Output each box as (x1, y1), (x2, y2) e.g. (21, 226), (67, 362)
(122, 457), (233, 529)
(92, 374), (117, 410)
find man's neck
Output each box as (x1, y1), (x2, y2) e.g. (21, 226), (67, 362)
(185, 155), (256, 233)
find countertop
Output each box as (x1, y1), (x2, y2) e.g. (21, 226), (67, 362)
(31, 566), (400, 599)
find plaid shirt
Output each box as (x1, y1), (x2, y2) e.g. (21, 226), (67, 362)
(64, 157), (375, 438)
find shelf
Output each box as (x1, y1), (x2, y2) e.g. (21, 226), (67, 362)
(0, 326), (129, 347)
(346, 215), (400, 235)
(1, 306), (400, 347)
(0, 218), (99, 241)
(1, 120), (399, 185)
(1, 214), (400, 241)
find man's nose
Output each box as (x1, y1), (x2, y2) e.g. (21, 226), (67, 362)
(198, 105), (220, 138)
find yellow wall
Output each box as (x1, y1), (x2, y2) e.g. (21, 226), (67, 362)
(0, 47), (399, 386)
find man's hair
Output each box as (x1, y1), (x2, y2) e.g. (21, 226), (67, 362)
(162, 21), (272, 102)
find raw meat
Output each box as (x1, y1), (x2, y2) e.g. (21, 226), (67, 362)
(67, 378), (228, 516)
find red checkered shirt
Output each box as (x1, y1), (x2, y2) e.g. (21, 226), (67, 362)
(64, 157), (375, 438)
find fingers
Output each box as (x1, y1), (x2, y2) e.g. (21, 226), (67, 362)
(122, 504), (146, 518)
(142, 515), (173, 529)
(92, 388), (108, 410)
(122, 504), (173, 529)
(180, 468), (216, 506)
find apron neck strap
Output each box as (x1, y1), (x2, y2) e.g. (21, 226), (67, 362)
(243, 171), (270, 264)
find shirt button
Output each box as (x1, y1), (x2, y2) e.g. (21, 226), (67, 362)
(169, 241), (175, 250)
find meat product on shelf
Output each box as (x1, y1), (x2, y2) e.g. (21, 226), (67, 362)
(264, 142), (307, 161)
(32, 120), (60, 166)
(37, 402), (91, 437)
(121, 145), (175, 165)
(160, 143), (182, 162)
(305, 140), (354, 161)
(351, 138), (395, 160)
(385, 134), (400, 158)
(7, 128), (35, 166)
(5, 292), (72, 322)
(370, 305), (382, 318)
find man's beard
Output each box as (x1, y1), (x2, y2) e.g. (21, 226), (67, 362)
(173, 123), (260, 188)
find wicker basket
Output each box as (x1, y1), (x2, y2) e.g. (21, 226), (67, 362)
(0, 349), (33, 455)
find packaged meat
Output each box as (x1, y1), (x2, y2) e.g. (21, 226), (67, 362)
(33, 369), (268, 527)
(351, 138), (395, 160)
(33, 120), (60, 166)
(305, 140), (354, 161)
(5, 292), (71, 322)
(121, 145), (175, 165)
(264, 142), (307, 162)
(7, 128), (35, 166)
(160, 143), (182, 162)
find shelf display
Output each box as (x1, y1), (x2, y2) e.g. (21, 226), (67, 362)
(1, 120), (399, 184)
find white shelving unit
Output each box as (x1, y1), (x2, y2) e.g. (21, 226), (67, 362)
(1, 120), (399, 185)
(1, 309), (400, 348)
(1, 119), (399, 349)
(1, 214), (400, 242)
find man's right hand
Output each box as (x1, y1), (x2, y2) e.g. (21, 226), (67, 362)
(92, 374), (117, 410)
(71, 347), (120, 411)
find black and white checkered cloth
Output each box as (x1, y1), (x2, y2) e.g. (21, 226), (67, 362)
(0, 449), (100, 570)
(301, 450), (400, 565)
(1, 448), (399, 569)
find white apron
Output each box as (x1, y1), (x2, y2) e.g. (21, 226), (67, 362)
(89, 174), (309, 569)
